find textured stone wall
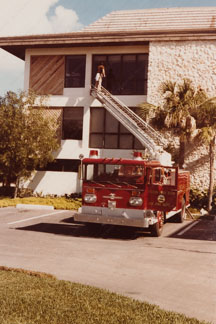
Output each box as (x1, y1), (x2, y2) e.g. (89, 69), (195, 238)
(147, 40), (216, 190)
(148, 40), (216, 106)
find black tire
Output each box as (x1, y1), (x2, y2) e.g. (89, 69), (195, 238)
(176, 198), (186, 223)
(150, 211), (164, 237)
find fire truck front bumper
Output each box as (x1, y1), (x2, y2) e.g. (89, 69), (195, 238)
(74, 206), (157, 228)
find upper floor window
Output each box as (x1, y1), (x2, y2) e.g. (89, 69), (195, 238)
(62, 107), (83, 140)
(65, 55), (86, 88)
(92, 54), (148, 95)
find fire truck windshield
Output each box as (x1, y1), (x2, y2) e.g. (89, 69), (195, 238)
(84, 163), (144, 184)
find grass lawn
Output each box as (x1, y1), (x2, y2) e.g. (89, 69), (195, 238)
(0, 268), (209, 324)
(0, 196), (81, 210)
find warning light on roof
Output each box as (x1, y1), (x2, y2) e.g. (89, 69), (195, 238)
(89, 150), (98, 158)
(133, 152), (143, 160)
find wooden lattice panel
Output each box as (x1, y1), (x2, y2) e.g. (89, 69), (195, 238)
(46, 107), (62, 142)
(37, 107), (63, 143)
(29, 55), (65, 95)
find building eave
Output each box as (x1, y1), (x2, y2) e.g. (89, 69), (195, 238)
(1, 29), (216, 60)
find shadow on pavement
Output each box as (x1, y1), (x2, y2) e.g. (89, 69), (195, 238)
(16, 218), (152, 241)
(168, 215), (216, 241)
(15, 215), (216, 241)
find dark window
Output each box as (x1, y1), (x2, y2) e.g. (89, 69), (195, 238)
(89, 107), (143, 149)
(38, 159), (80, 172)
(63, 107), (83, 140)
(92, 54), (148, 95)
(65, 55), (86, 87)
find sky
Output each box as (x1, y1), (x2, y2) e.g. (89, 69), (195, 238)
(1, 0), (216, 96)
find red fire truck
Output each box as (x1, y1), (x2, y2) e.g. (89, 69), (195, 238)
(74, 150), (190, 236)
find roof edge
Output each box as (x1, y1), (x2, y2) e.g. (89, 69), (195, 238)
(1, 27), (216, 43)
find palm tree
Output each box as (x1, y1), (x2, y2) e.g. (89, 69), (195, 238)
(194, 97), (216, 211)
(160, 79), (208, 168)
(138, 79), (208, 168)
(139, 80), (216, 212)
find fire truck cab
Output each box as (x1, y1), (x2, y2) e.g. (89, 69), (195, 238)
(74, 150), (190, 236)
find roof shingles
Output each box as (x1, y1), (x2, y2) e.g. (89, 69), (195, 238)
(82, 7), (216, 32)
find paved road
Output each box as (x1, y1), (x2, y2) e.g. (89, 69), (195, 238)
(0, 207), (216, 323)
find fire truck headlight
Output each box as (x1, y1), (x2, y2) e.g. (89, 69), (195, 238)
(129, 197), (143, 207)
(157, 194), (165, 203)
(84, 194), (97, 203)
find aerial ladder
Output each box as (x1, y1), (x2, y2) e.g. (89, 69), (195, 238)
(91, 86), (172, 165)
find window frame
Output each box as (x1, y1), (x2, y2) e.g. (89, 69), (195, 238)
(62, 107), (84, 140)
(92, 53), (148, 95)
(37, 159), (80, 172)
(89, 107), (144, 150)
(65, 55), (86, 88)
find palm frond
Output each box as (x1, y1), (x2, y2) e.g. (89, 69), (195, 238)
(137, 102), (157, 121)
(199, 127), (215, 144)
(159, 80), (176, 94)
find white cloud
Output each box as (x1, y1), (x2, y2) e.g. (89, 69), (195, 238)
(50, 5), (83, 33)
(0, 0), (58, 36)
(0, 0), (83, 94)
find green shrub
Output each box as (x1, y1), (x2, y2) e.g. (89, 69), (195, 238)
(190, 188), (208, 210)
(0, 196), (82, 210)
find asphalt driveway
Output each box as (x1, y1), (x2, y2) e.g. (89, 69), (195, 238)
(0, 207), (215, 323)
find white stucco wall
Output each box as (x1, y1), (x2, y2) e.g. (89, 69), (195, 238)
(25, 171), (81, 196)
(23, 40), (216, 193)
(23, 45), (148, 195)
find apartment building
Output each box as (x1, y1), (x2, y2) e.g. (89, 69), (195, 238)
(1, 7), (216, 194)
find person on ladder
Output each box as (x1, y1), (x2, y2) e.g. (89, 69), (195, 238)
(95, 63), (106, 91)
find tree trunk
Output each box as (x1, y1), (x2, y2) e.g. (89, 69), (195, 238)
(208, 136), (216, 212)
(14, 177), (20, 199)
(179, 134), (186, 169)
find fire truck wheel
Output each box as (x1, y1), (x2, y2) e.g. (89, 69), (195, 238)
(176, 198), (186, 223)
(150, 211), (164, 237)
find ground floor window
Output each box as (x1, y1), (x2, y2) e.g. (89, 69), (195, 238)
(89, 107), (144, 149)
(38, 159), (80, 172)
(92, 53), (148, 95)
(62, 107), (83, 140)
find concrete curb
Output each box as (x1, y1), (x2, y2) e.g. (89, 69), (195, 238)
(16, 204), (54, 210)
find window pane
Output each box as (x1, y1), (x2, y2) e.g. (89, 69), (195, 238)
(122, 55), (136, 76)
(104, 135), (118, 148)
(90, 134), (103, 148)
(107, 55), (121, 93)
(134, 138), (144, 149)
(90, 108), (104, 132)
(137, 54), (148, 79)
(92, 53), (148, 95)
(136, 54), (148, 94)
(38, 159), (80, 172)
(65, 55), (86, 88)
(121, 55), (136, 95)
(105, 111), (118, 133)
(119, 123), (130, 133)
(119, 134), (133, 149)
(63, 107), (83, 140)
(63, 160), (80, 172)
